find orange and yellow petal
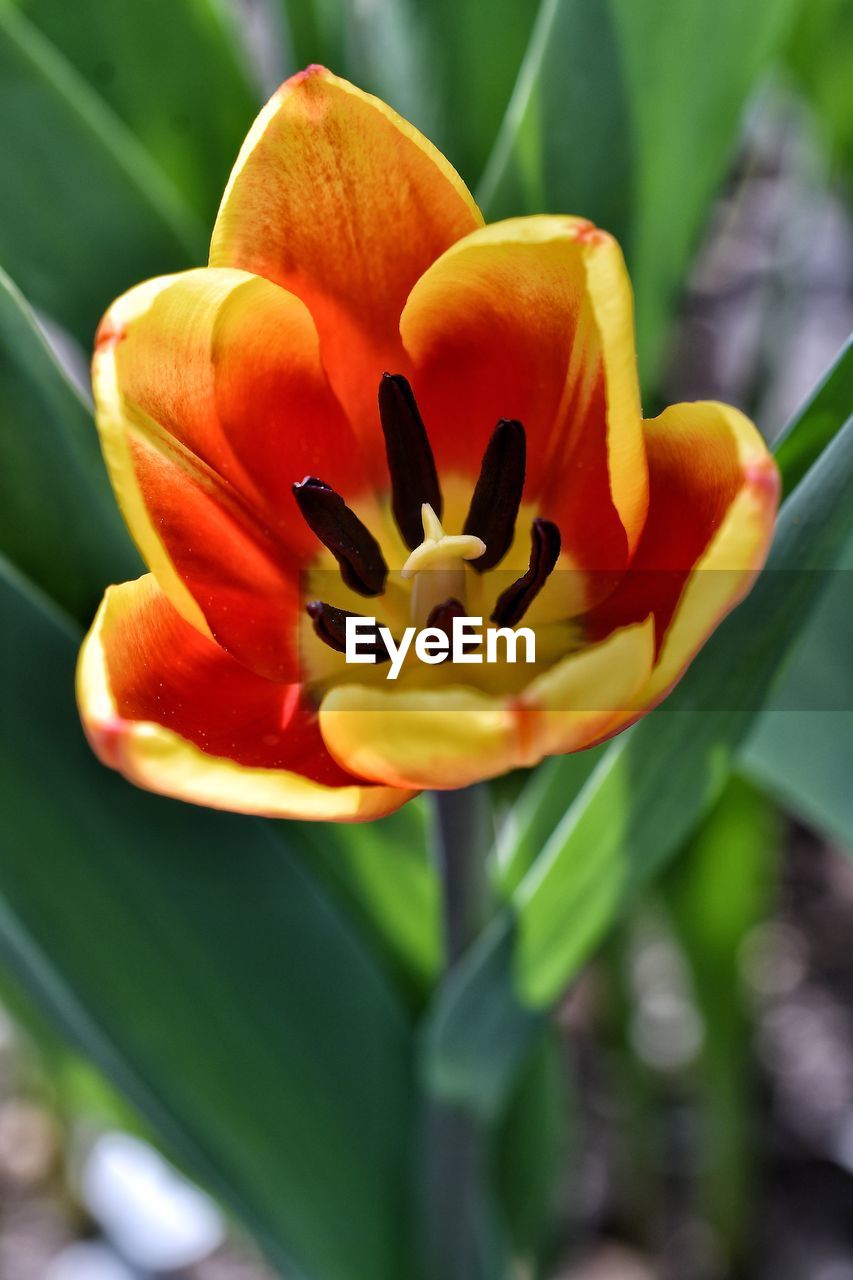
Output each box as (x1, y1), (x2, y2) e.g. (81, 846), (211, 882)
(589, 401), (779, 721)
(401, 216), (647, 573)
(319, 685), (517, 791)
(77, 576), (413, 822)
(517, 617), (655, 760)
(210, 65), (483, 471)
(93, 268), (370, 680)
(317, 619), (654, 791)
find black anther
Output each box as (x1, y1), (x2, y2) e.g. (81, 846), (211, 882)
(463, 419), (526, 571)
(306, 601), (391, 661)
(378, 373), (442, 550)
(490, 519), (561, 627)
(293, 477), (387, 596)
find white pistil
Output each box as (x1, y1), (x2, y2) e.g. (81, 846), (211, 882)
(401, 503), (485, 626)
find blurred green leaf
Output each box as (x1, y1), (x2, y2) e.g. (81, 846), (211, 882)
(278, 0), (537, 183)
(478, 0), (633, 246)
(277, 0), (345, 75)
(512, 416), (852, 1009)
(479, 0), (800, 385)
(0, 958), (144, 1137)
(495, 1026), (568, 1266)
(596, 782), (774, 1262)
(497, 749), (607, 898)
(743, 716), (853, 850)
(0, 565), (414, 1280)
(295, 802), (441, 998)
(12, 0), (260, 222)
(417, 1094), (513, 1280)
(785, 0), (853, 180)
(0, 3), (203, 345)
(277, 0), (437, 140)
(773, 336), (853, 496)
(428, 0), (539, 181)
(421, 919), (544, 1124)
(741, 531), (853, 848)
(661, 778), (776, 1259)
(0, 269), (139, 623)
(423, 353), (853, 1118)
(738, 342), (853, 847)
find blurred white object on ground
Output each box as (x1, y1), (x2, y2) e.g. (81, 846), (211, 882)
(82, 1131), (224, 1271)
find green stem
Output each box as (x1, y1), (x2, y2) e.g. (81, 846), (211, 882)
(422, 786), (499, 1280)
(431, 785), (491, 970)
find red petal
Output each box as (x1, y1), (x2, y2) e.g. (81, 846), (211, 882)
(401, 216), (648, 573)
(78, 576), (414, 822)
(93, 269), (377, 678)
(587, 402), (780, 695)
(210, 67), (482, 479)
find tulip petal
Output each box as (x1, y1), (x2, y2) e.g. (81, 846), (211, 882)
(318, 619), (654, 790)
(320, 685), (516, 791)
(77, 576), (413, 822)
(588, 401), (780, 722)
(519, 616), (656, 760)
(400, 216), (648, 576)
(93, 268), (371, 680)
(210, 66), (483, 471)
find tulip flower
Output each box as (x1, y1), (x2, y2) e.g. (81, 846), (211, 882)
(77, 66), (779, 821)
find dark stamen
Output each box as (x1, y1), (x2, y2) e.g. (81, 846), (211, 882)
(426, 597), (465, 662)
(463, 419), (526, 571)
(306, 601), (391, 662)
(378, 373), (442, 550)
(293, 477), (387, 596)
(491, 519), (561, 628)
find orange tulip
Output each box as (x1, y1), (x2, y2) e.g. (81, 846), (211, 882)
(77, 66), (779, 821)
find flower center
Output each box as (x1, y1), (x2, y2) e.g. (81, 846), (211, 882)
(293, 374), (562, 665)
(401, 502), (485, 626)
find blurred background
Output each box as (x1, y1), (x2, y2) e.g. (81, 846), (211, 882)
(1, 0), (851, 1277)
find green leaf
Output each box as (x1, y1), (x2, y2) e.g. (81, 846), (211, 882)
(0, 4), (204, 345)
(613, 0), (799, 379)
(421, 920), (545, 1124)
(479, 0), (800, 385)
(0, 269), (139, 623)
(660, 779), (776, 1258)
(0, 564), (414, 1280)
(428, 0), (539, 181)
(497, 749), (607, 898)
(478, 0), (633, 245)
(279, 0), (537, 180)
(294, 803), (441, 998)
(740, 530), (853, 847)
(277, 0), (438, 141)
(736, 342), (853, 846)
(773, 336), (853, 496)
(277, 0), (345, 75)
(13, 0), (261, 222)
(743, 716), (853, 850)
(784, 0), (853, 180)
(494, 1026), (568, 1265)
(513, 412), (852, 1009)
